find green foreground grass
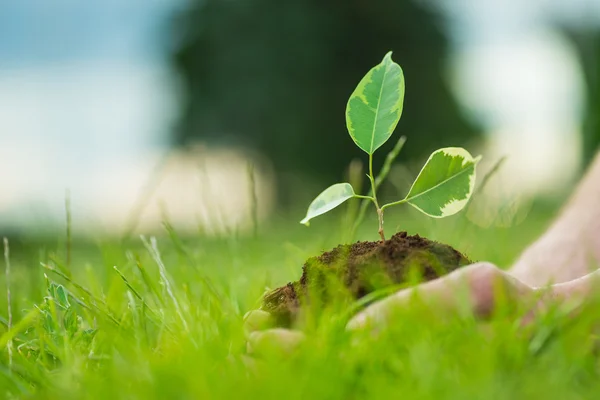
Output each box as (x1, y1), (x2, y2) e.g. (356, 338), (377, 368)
(1, 204), (599, 399)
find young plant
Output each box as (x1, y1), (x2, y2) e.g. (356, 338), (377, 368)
(300, 52), (481, 240)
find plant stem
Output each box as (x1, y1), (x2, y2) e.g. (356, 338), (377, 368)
(380, 198), (407, 211)
(376, 208), (385, 241)
(368, 153), (385, 241)
(352, 136), (406, 237)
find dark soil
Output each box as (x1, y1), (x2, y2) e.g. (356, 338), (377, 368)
(262, 231), (472, 326)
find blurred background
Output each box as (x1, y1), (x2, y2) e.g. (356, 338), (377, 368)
(0, 0), (598, 238)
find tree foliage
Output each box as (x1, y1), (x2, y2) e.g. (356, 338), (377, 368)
(171, 0), (479, 192)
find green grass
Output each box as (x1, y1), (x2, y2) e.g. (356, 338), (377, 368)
(2, 202), (599, 399)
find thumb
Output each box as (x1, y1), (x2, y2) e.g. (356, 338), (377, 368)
(247, 329), (305, 356)
(243, 310), (276, 334)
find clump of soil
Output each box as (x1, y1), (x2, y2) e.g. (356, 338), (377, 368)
(262, 231), (471, 326)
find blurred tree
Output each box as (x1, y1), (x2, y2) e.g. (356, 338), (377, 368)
(564, 28), (599, 167)
(171, 0), (479, 204)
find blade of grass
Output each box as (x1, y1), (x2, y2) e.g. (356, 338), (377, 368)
(342, 159), (364, 242)
(44, 278), (91, 311)
(41, 265), (123, 328)
(247, 162), (259, 237)
(65, 189), (72, 274)
(474, 156), (507, 197)
(3, 238), (12, 372)
(126, 251), (165, 307)
(141, 236), (190, 333)
(121, 154), (168, 242)
(456, 155), (509, 238)
(41, 263), (105, 307)
(113, 265), (167, 328)
(162, 221), (225, 305)
(0, 308), (39, 350)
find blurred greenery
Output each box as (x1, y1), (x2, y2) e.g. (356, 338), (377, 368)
(565, 28), (600, 167)
(3, 200), (594, 399)
(3, 2), (600, 396)
(171, 0), (479, 205)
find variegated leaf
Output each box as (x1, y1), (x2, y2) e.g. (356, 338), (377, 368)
(345, 52), (405, 154)
(404, 148), (481, 218)
(301, 183), (355, 225)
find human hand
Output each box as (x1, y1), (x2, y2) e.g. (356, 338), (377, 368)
(245, 262), (600, 354)
(347, 262), (599, 331)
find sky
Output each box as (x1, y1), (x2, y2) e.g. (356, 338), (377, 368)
(0, 1), (182, 230)
(0, 0), (598, 231)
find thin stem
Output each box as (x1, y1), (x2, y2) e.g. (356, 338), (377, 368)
(368, 154), (379, 208)
(354, 194), (375, 200)
(381, 198), (407, 211)
(368, 154), (385, 241)
(377, 208), (385, 241)
(353, 136), (406, 236)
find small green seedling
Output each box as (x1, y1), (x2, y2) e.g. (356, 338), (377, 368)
(301, 52), (481, 240)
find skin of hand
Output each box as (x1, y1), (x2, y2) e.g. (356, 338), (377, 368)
(510, 152), (600, 286)
(245, 152), (600, 354)
(244, 264), (600, 353)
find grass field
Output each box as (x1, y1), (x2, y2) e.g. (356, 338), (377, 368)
(2, 201), (599, 399)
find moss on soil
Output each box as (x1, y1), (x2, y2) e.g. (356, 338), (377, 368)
(262, 231), (472, 326)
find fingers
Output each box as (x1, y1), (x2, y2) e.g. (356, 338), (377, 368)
(243, 310), (275, 334)
(246, 328), (305, 355)
(527, 268), (600, 321)
(545, 268), (600, 300)
(244, 267), (600, 349)
(347, 262), (533, 332)
(244, 310), (305, 355)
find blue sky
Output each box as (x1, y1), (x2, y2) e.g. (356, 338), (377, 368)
(0, 1), (176, 67)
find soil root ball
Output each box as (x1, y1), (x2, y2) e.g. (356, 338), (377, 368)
(262, 231), (472, 326)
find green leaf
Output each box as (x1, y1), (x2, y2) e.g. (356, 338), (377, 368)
(63, 308), (78, 335)
(55, 284), (71, 309)
(404, 147), (481, 218)
(345, 51), (405, 154)
(301, 183), (356, 226)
